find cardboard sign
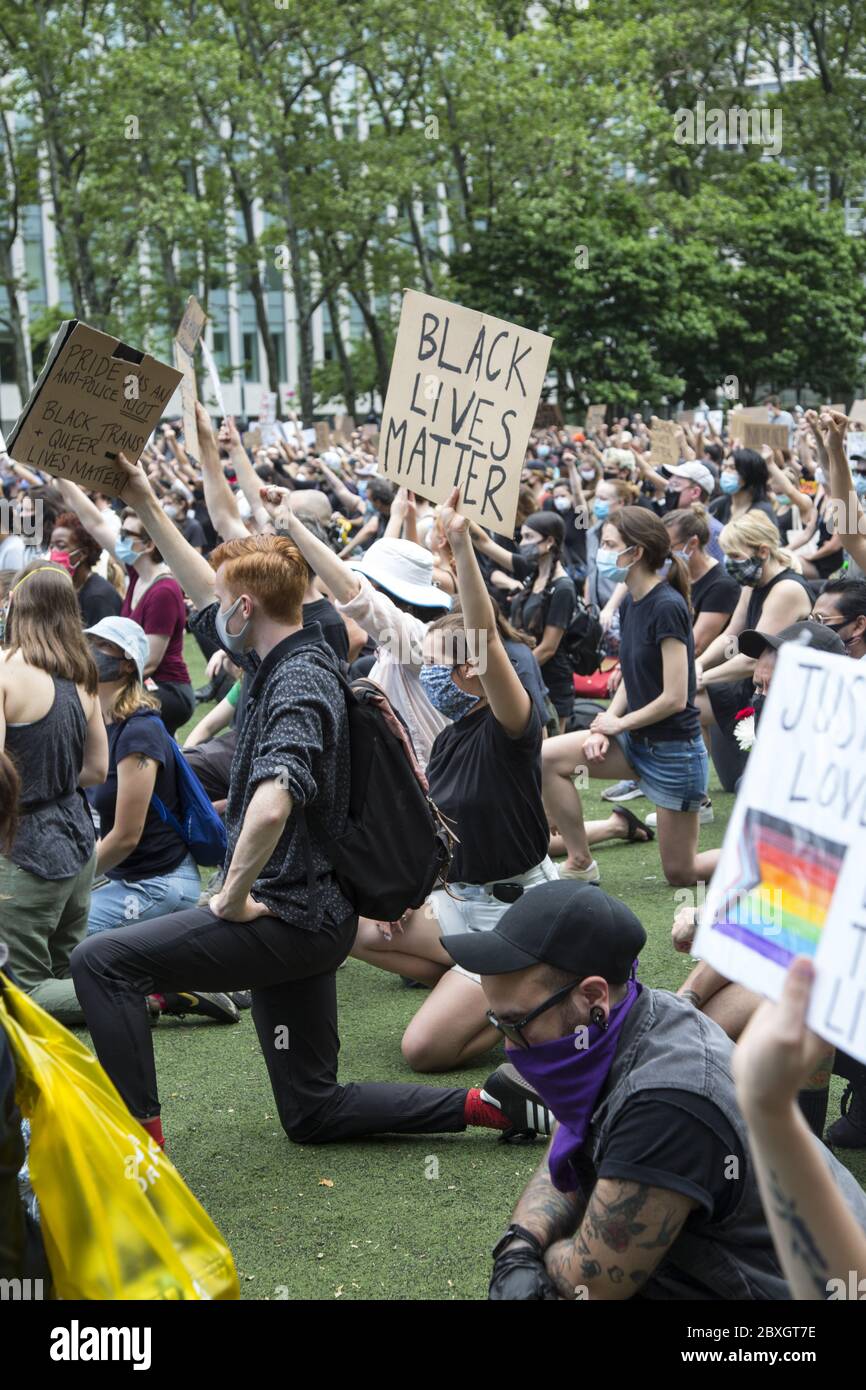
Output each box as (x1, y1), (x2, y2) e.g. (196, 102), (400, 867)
(649, 418), (679, 469)
(360, 422), (378, 441)
(677, 410), (695, 427)
(7, 321), (181, 499)
(175, 295), (206, 356)
(243, 428), (262, 453)
(693, 645), (866, 1065)
(534, 400), (563, 429)
(173, 341), (199, 464)
(585, 404), (606, 433)
(336, 414), (355, 443)
(849, 399), (866, 429)
(741, 420), (790, 451)
(199, 337), (228, 420)
(379, 289), (553, 538)
(314, 421), (331, 452)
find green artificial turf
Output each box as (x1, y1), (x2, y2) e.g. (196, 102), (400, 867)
(79, 638), (866, 1300)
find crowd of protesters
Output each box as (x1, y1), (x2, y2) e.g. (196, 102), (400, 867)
(2, 393), (866, 1302)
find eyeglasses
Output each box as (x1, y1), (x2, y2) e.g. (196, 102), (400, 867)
(815, 617), (849, 632)
(486, 978), (583, 1050)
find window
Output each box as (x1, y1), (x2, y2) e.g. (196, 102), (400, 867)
(211, 331), (230, 373)
(242, 331), (259, 379)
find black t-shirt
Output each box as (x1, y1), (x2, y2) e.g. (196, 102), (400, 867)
(511, 571), (577, 715)
(90, 713), (187, 881)
(182, 516), (207, 551)
(77, 572), (121, 628)
(598, 1087), (745, 1226)
(427, 704), (549, 884)
(690, 565), (739, 622)
(709, 496), (781, 532)
(303, 597), (349, 663)
(619, 583), (700, 739)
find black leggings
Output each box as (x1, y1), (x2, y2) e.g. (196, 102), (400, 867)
(69, 906), (467, 1142)
(153, 681), (195, 736)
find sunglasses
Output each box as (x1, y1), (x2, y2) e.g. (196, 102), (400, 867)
(486, 978), (583, 1049)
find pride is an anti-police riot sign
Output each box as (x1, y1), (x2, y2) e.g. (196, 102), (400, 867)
(378, 290), (553, 538)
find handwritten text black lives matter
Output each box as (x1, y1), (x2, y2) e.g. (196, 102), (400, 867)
(380, 299), (551, 535)
(20, 344), (174, 491)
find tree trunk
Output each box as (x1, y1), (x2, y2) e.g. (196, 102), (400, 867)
(350, 282), (390, 403)
(326, 290), (356, 417)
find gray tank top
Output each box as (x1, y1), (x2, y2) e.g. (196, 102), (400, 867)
(6, 676), (96, 879)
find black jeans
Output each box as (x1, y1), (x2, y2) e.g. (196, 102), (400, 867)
(184, 731), (237, 802)
(153, 681), (195, 736)
(69, 907), (467, 1142)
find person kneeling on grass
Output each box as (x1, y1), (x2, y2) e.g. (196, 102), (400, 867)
(83, 616), (239, 1025)
(444, 879), (866, 1300)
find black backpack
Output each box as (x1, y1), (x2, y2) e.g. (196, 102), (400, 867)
(515, 578), (604, 679)
(304, 670), (455, 922)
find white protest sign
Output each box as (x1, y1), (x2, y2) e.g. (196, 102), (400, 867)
(379, 290), (553, 538)
(693, 644), (866, 1064)
(259, 390), (277, 425)
(199, 337), (228, 420)
(847, 431), (866, 461)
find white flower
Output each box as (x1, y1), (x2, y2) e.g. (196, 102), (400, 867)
(733, 715), (755, 752)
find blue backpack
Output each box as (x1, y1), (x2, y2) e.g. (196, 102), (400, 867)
(129, 711), (227, 867)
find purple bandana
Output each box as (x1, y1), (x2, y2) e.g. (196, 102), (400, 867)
(507, 976), (642, 1192)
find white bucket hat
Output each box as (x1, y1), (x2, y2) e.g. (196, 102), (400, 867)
(349, 538), (451, 609)
(84, 616), (149, 682)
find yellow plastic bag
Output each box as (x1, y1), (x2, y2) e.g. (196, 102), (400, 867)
(0, 972), (239, 1300)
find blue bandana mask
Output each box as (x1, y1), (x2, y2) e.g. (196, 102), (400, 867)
(419, 662), (481, 720)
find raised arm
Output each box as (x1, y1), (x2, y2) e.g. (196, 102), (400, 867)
(223, 418), (270, 532)
(469, 522), (518, 572)
(440, 487), (531, 737)
(264, 492), (361, 606)
(198, 404), (248, 542)
(110, 450), (216, 610)
(316, 457), (365, 517)
(55, 478), (122, 557)
(821, 410), (866, 569)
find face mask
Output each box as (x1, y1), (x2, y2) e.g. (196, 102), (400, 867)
(507, 977), (642, 1193)
(536, 445), (550, 459)
(553, 496), (572, 514)
(593, 499), (610, 521)
(672, 548), (691, 566)
(164, 505), (179, 520)
(518, 541), (542, 566)
(49, 548), (81, 574)
(719, 473), (740, 495)
(596, 545), (634, 582)
(115, 534), (141, 567)
(419, 662), (481, 720)
(726, 555), (763, 587)
(855, 475), (866, 498)
(91, 649), (126, 683)
(215, 594), (252, 655)
(579, 468), (596, 481)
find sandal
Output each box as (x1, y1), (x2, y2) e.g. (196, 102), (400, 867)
(611, 804), (655, 843)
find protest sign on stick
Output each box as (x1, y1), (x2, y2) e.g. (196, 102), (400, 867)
(534, 401), (563, 429)
(314, 421), (331, 452)
(585, 404), (606, 433)
(693, 644), (866, 1066)
(173, 341), (199, 463)
(379, 290), (553, 538)
(649, 418), (679, 469)
(242, 427), (262, 452)
(175, 296), (206, 357)
(7, 321), (181, 499)
(199, 337), (228, 421)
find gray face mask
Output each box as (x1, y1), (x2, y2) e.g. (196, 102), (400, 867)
(215, 595), (251, 655)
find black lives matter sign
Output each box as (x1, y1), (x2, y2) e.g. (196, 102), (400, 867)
(379, 291), (553, 537)
(7, 322), (181, 498)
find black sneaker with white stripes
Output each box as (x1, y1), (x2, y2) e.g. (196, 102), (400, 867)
(480, 1063), (555, 1142)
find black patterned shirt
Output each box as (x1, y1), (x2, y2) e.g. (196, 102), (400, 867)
(189, 605), (352, 928)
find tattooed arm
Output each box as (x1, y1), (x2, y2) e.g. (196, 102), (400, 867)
(96, 753), (158, 873)
(733, 957), (866, 1299)
(508, 1143), (585, 1251)
(544, 1178), (697, 1300)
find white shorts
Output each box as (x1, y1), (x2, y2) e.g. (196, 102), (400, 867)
(429, 857), (560, 985)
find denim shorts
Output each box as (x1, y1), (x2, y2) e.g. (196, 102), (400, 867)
(430, 857), (560, 984)
(615, 731), (708, 813)
(86, 853), (202, 935)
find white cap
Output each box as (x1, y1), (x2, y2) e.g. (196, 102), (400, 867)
(349, 538), (451, 609)
(84, 617), (149, 682)
(670, 461), (714, 497)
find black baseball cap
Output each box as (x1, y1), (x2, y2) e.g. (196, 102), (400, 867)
(442, 880), (646, 979)
(738, 620), (846, 660)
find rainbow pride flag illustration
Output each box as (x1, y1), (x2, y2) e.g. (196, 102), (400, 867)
(712, 809), (846, 968)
